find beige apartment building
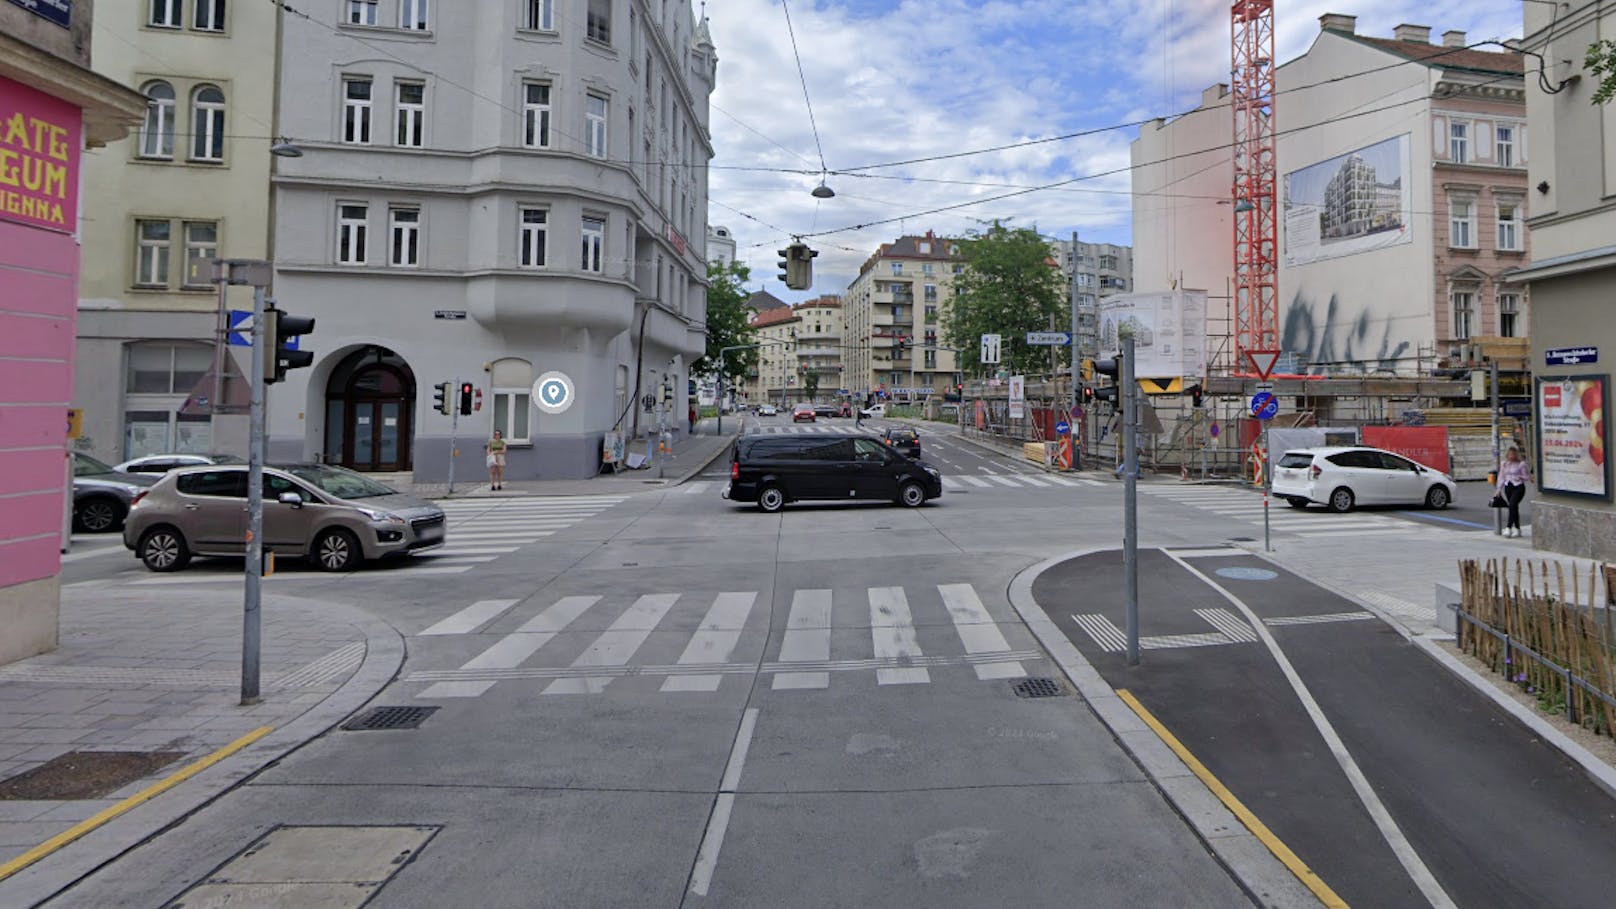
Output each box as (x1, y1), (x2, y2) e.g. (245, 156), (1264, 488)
(736, 296), (844, 406)
(74, 0), (281, 462)
(844, 232), (964, 404)
(744, 306), (800, 406)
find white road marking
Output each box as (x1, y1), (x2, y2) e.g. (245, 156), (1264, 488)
(941, 477), (965, 491)
(416, 595), (600, 698)
(684, 481), (712, 495)
(1044, 476), (1080, 487)
(1013, 475), (1052, 487)
(1194, 608), (1257, 643)
(981, 474), (1024, 488)
(688, 707), (759, 896)
(1263, 611), (1376, 627)
(60, 544), (129, 563)
(959, 476), (993, 488)
(417, 599), (520, 636)
(661, 592), (757, 692)
(543, 593), (681, 694)
(425, 547), (520, 557)
(774, 589), (832, 690)
(938, 584), (1024, 680)
(869, 586), (928, 685)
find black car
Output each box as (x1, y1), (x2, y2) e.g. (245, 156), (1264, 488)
(882, 427), (921, 458)
(813, 403), (838, 419)
(725, 433), (942, 513)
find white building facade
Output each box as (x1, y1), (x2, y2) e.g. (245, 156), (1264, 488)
(267, 0), (717, 480)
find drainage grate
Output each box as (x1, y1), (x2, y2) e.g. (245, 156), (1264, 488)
(342, 705), (439, 731)
(1011, 677), (1067, 699)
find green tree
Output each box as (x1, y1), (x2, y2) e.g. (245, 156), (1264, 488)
(803, 369), (820, 401)
(692, 260), (758, 386)
(1589, 40), (1616, 105)
(942, 221), (1067, 376)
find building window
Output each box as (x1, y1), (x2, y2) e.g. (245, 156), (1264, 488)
(400, 0), (428, 30)
(1498, 293), (1520, 337)
(923, 283), (937, 303)
(343, 78), (372, 143)
(396, 82), (424, 147)
(190, 86), (226, 161)
(1495, 126), (1515, 168)
(139, 82), (176, 159)
(586, 0), (610, 43)
(135, 219), (171, 287)
(182, 221), (217, 288)
(389, 208), (420, 266)
(1449, 198), (1475, 248)
(952, 264), (964, 275)
(1449, 122), (1468, 164)
(585, 93), (608, 158)
(337, 204), (368, 265)
(126, 343), (212, 395)
(581, 216), (604, 272)
(192, 0), (224, 31)
(150, 0), (182, 28)
(523, 82), (550, 148)
(1496, 201), (1521, 251)
(890, 262), (903, 275)
(523, 0), (552, 30)
(347, 0), (376, 25)
(1452, 291), (1474, 339)
(519, 208), (547, 267)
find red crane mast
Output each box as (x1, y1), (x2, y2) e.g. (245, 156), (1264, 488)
(1231, 0), (1278, 375)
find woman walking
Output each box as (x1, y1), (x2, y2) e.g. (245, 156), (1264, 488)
(1496, 445), (1532, 537)
(485, 429), (507, 491)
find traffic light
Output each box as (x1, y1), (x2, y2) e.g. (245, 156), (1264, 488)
(262, 306), (315, 384)
(1091, 357), (1121, 404)
(777, 247), (792, 286)
(792, 243), (818, 290)
(457, 381), (474, 415)
(433, 381), (451, 415)
(1082, 386), (1095, 404)
(1189, 383), (1204, 408)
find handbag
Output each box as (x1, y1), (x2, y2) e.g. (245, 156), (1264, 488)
(485, 454), (498, 468)
(1489, 492), (1507, 508)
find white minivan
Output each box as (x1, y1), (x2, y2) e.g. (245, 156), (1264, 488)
(860, 403), (886, 418)
(1270, 446), (1456, 513)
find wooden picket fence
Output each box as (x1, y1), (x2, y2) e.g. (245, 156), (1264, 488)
(1456, 559), (1616, 736)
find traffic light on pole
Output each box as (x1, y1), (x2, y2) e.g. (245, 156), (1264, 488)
(777, 247), (792, 286)
(1091, 357), (1120, 404)
(433, 381), (451, 415)
(793, 243), (817, 290)
(458, 381), (474, 415)
(262, 306), (315, 384)
(1189, 383), (1204, 408)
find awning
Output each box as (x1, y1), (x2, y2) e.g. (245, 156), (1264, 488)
(1501, 244), (1616, 284)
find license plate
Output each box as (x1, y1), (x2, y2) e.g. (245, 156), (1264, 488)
(418, 524), (444, 541)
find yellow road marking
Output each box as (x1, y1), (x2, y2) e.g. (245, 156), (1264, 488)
(0, 726), (274, 882)
(1116, 689), (1349, 909)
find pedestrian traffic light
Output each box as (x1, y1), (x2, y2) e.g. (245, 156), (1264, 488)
(433, 381), (451, 415)
(1082, 386), (1095, 404)
(458, 381), (474, 415)
(1189, 383), (1204, 407)
(262, 306), (315, 384)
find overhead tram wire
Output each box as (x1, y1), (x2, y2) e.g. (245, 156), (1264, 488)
(779, 0), (832, 190)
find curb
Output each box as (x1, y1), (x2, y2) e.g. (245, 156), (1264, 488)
(670, 432), (739, 487)
(1005, 550), (1325, 909)
(3, 601), (405, 909)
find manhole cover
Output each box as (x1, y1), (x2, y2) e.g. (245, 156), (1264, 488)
(0, 750), (183, 800)
(1215, 566), (1279, 581)
(1011, 677), (1067, 699)
(342, 706), (439, 731)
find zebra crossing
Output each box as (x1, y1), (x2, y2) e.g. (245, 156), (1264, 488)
(679, 472), (1105, 498)
(1140, 484), (1419, 538)
(413, 495), (628, 571)
(403, 582), (1041, 699)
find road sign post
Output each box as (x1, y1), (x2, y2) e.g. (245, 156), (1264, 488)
(1120, 327), (1139, 667)
(1251, 389), (1278, 553)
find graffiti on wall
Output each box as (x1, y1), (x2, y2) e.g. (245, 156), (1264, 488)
(1281, 291), (1413, 374)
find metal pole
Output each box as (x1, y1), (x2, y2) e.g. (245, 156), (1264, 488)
(1263, 418), (1272, 552)
(242, 283), (266, 705)
(1070, 233), (1082, 470)
(1120, 327), (1139, 666)
(212, 263), (228, 424)
(1490, 361), (1502, 536)
(716, 351), (725, 435)
(447, 380), (459, 496)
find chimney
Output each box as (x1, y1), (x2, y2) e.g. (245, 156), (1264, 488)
(1393, 23), (1432, 44)
(1442, 30), (1466, 48)
(1318, 13), (1356, 35)
(1202, 83), (1229, 107)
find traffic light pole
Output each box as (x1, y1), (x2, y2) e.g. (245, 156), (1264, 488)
(446, 379), (460, 496)
(242, 281), (267, 705)
(1120, 328), (1139, 667)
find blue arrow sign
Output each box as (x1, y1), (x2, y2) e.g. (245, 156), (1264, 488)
(1055, 420), (1071, 435)
(1250, 391), (1278, 420)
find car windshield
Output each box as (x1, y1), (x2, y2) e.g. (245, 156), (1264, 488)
(282, 465), (398, 499)
(74, 454), (116, 476)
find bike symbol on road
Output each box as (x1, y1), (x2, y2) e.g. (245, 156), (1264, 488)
(533, 371), (576, 415)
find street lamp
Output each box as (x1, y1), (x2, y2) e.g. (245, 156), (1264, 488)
(270, 138), (303, 158)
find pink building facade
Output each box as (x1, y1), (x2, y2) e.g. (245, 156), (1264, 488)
(1, 10), (147, 664)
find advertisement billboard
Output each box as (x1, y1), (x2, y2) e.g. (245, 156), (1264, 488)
(1361, 426), (1451, 474)
(0, 76), (82, 234)
(1283, 134), (1411, 267)
(1097, 290), (1207, 378)
(1536, 376), (1609, 500)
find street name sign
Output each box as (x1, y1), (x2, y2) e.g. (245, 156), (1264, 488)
(1026, 331), (1072, 346)
(1546, 346), (1598, 366)
(1502, 399), (1532, 418)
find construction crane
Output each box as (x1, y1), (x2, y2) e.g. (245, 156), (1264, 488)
(1231, 0), (1278, 375)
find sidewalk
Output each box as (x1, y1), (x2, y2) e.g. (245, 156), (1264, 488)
(0, 585), (401, 906)
(380, 424), (739, 499)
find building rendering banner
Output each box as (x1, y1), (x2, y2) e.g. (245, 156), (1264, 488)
(1097, 290), (1207, 378)
(1536, 376), (1610, 500)
(1283, 134), (1411, 267)
(0, 75), (82, 234)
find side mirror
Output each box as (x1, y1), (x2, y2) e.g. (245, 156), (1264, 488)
(278, 491), (304, 507)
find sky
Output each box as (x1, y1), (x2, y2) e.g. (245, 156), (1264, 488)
(703, 0), (1524, 303)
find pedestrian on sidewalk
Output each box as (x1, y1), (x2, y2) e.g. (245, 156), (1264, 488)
(689, 403), (698, 435)
(485, 429), (507, 491)
(1496, 445), (1532, 537)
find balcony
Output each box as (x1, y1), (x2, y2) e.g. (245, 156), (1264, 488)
(796, 347), (840, 359)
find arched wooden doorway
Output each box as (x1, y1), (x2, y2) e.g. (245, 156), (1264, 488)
(324, 349), (415, 471)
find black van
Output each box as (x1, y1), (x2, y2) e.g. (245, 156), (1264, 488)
(724, 433), (943, 513)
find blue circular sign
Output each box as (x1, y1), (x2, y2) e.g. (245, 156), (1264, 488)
(1215, 566), (1279, 581)
(532, 371), (575, 414)
(1250, 391), (1279, 420)
(1055, 420), (1070, 435)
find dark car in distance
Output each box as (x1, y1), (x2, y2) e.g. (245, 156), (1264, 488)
(813, 403), (838, 419)
(725, 433), (942, 513)
(882, 427), (921, 458)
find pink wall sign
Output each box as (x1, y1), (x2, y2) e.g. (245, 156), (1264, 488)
(0, 75), (82, 234)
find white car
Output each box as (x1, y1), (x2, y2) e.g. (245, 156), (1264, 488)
(1271, 446), (1456, 513)
(860, 403), (886, 418)
(114, 453), (241, 474)
(758, 404), (778, 416)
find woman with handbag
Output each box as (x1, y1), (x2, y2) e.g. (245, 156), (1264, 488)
(485, 429), (507, 491)
(1494, 445), (1531, 537)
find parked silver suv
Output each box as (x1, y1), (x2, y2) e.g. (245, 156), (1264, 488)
(123, 463), (446, 572)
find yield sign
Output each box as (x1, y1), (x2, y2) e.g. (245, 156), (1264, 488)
(1245, 349), (1281, 380)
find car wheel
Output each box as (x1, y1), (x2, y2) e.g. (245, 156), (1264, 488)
(898, 482), (927, 507)
(313, 528), (362, 572)
(1424, 486), (1451, 509)
(1328, 487), (1355, 513)
(138, 526), (190, 572)
(1286, 497), (1309, 509)
(75, 497), (123, 533)
(757, 485), (785, 513)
